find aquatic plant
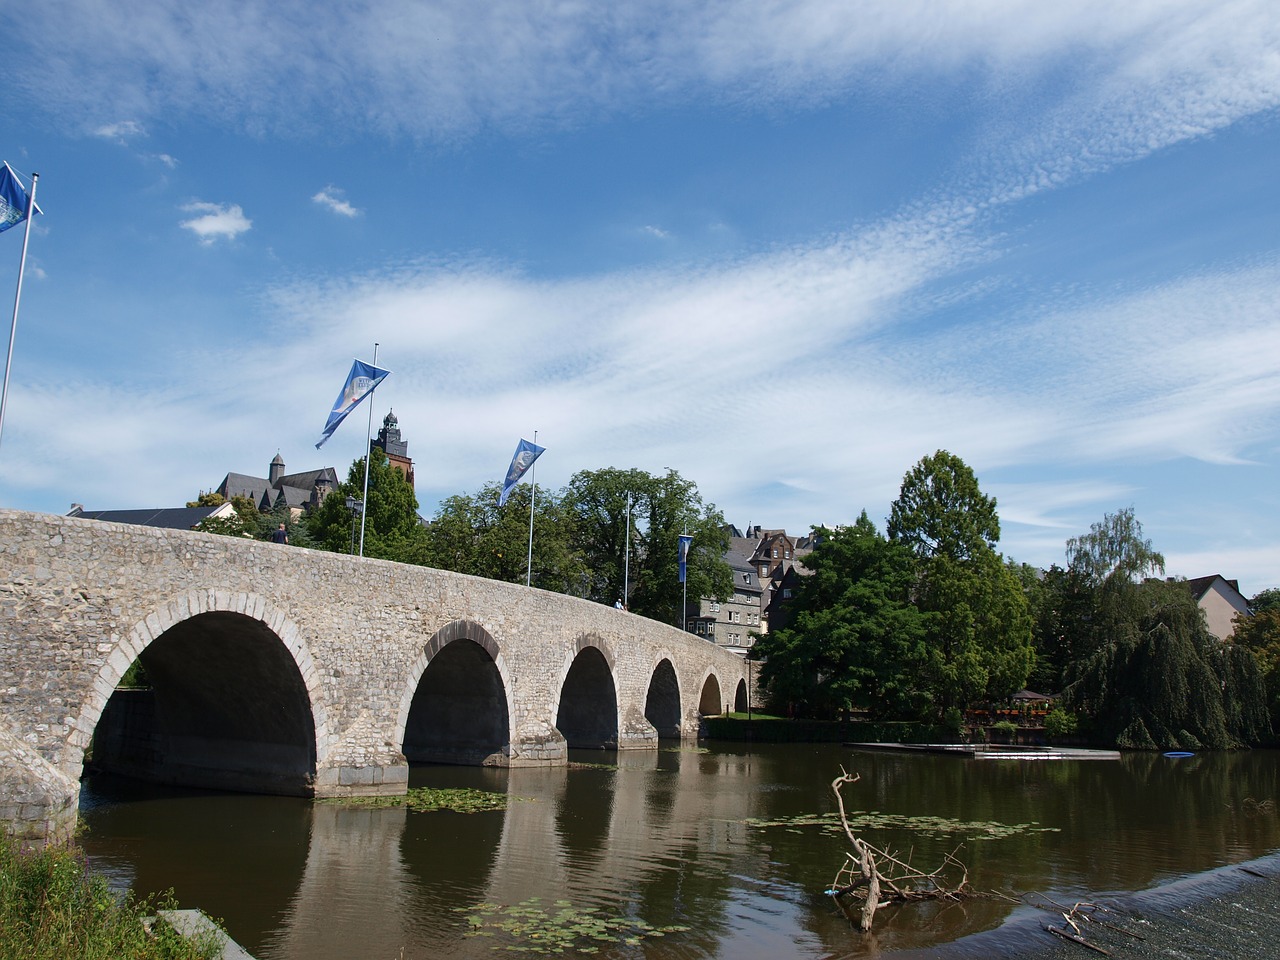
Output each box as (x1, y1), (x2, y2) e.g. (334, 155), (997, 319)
(318, 786), (522, 813)
(457, 897), (688, 953)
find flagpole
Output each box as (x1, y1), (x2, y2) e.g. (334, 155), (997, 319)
(358, 341), (378, 557)
(623, 493), (631, 609)
(525, 429), (537, 587)
(681, 524), (689, 632)
(0, 170), (39, 456)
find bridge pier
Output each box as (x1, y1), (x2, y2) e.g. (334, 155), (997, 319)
(0, 725), (79, 844)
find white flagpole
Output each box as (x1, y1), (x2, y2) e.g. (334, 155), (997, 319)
(525, 429), (538, 587)
(623, 493), (631, 609)
(0, 169), (39, 457)
(358, 341), (378, 557)
(681, 524), (689, 632)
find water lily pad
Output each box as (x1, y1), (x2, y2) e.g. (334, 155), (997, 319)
(455, 897), (690, 954)
(318, 786), (524, 813)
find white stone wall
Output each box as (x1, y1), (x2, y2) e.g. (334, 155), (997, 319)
(0, 509), (747, 839)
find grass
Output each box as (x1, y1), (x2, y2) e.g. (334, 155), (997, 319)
(0, 833), (225, 960)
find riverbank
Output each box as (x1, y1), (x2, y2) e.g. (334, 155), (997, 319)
(888, 850), (1280, 959)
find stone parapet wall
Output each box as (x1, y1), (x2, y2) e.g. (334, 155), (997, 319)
(0, 509), (746, 839)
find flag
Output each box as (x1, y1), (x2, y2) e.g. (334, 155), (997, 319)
(499, 438), (545, 506)
(0, 163), (40, 235)
(678, 534), (694, 583)
(315, 359), (390, 448)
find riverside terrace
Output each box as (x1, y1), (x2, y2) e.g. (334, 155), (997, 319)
(0, 508), (747, 842)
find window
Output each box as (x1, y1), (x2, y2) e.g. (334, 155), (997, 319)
(760, 564), (769, 576)
(782, 588), (793, 599)
(772, 548), (778, 558)
(785, 550), (791, 559)
(743, 573), (751, 584)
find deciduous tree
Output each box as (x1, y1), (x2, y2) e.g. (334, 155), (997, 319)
(887, 451), (1033, 715)
(753, 513), (929, 718)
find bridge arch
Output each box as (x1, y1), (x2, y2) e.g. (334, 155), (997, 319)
(554, 635), (619, 749)
(698, 671), (724, 717)
(397, 619), (514, 765)
(734, 677), (749, 713)
(72, 591), (329, 796)
(644, 656), (682, 739)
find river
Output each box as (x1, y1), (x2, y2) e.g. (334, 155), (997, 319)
(78, 743), (1280, 959)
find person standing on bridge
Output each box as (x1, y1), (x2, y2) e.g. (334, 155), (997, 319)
(272, 523), (289, 545)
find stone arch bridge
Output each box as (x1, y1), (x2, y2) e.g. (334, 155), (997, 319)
(0, 509), (748, 840)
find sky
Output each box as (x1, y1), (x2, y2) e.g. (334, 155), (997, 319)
(1, 1), (1277, 596)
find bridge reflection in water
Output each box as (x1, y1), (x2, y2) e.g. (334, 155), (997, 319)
(79, 744), (1280, 960)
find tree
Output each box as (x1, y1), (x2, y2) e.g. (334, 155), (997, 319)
(887, 451), (1033, 715)
(1233, 594), (1280, 733)
(887, 450), (999, 563)
(752, 513), (929, 718)
(305, 449), (426, 561)
(563, 467), (652, 607)
(414, 481), (588, 593)
(193, 493), (269, 540)
(1065, 506), (1164, 589)
(1059, 511), (1271, 748)
(565, 467), (732, 626)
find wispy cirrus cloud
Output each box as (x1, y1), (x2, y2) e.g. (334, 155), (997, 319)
(13, 2), (1278, 152)
(179, 201), (252, 244)
(312, 186), (360, 218)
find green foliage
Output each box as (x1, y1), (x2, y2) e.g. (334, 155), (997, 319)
(306, 449), (426, 561)
(1043, 708), (1079, 739)
(887, 449), (1000, 562)
(118, 658), (150, 689)
(565, 467), (732, 626)
(753, 513), (929, 718)
(1230, 605), (1280, 734)
(1063, 577), (1270, 749)
(887, 452), (1033, 716)
(1250, 587), (1280, 614)
(0, 834), (225, 959)
(1065, 507), (1165, 589)
(414, 482), (588, 593)
(184, 492), (225, 508)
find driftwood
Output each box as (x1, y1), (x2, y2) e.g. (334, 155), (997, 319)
(826, 767), (979, 932)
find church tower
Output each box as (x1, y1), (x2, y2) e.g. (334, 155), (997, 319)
(372, 410), (414, 489)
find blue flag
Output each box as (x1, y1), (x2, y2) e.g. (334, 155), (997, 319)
(0, 163), (40, 235)
(678, 534), (694, 583)
(499, 438), (545, 506)
(315, 359), (390, 448)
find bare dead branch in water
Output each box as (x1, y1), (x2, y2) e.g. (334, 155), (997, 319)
(825, 767), (985, 932)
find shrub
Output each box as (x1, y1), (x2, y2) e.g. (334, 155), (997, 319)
(0, 833), (224, 959)
(1043, 708), (1079, 740)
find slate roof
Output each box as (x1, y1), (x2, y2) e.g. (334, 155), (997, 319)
(1183, 574), (1244, 603)
(68, 506), (223, 530)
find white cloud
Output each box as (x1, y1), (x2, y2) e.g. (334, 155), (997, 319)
(640, 225), (670, 239)
(312, 185), (360, 218)
(92, 119), (145, 142)
(14, 1), (1278, 153)
(152, 153), (178, 168)
(178, 201), (252, 244)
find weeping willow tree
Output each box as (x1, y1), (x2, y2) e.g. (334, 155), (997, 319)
(1060, 510), (1271, 749)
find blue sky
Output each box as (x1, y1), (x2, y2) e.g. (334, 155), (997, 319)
(2, 1), (1278, 595)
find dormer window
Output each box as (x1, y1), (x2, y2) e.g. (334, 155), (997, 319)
(743, 572), (751, 584)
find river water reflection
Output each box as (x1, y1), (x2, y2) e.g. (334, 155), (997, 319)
(79, 744), (1280, 959)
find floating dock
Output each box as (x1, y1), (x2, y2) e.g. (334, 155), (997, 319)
(846, 742), (1122, 760)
